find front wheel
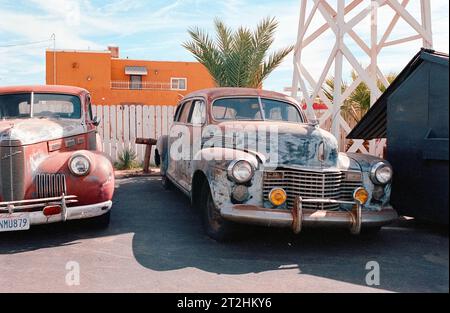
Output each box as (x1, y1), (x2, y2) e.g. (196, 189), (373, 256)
(200, 180), (237, 242)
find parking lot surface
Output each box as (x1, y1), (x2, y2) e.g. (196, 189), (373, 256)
(0, 176), (448, 293)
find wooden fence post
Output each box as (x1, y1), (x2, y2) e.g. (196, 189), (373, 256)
(135, 138), (158, 173)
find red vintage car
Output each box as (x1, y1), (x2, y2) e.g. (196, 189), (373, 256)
(0, 85), (114, 232)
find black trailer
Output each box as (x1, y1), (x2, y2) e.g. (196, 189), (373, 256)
(348, 49), (449, 224)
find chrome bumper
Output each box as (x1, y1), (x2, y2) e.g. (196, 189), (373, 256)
(0, 195), (112, 226)
(220, 197), (398, 235)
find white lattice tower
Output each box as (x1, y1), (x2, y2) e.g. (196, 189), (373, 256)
(291, 0), (433, 155)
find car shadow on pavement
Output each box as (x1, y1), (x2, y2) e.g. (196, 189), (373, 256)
(0, 176), (448, 293)
(129, 177), (449, 293)
(0, 217), (113, 254)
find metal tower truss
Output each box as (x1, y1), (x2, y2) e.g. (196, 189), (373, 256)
(291, 0), (433, 154)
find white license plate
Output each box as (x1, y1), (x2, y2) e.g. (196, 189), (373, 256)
(0, 214), (30, 232)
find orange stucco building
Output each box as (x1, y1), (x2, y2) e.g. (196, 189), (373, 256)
(45, 46), (216, 106)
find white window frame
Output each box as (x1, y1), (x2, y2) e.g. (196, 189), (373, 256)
(170, 77), (187, 91)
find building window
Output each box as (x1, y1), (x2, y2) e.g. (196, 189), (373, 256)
(130, 75), (142, 90)
(171, 78), (187, 91)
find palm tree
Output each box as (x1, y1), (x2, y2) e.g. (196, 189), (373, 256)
(183, 17), (294, 88)
(322, 71), (397, 123)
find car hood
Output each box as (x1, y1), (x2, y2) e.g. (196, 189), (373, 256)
(213, 121), (339, 168)
(0, 118), (85, 146)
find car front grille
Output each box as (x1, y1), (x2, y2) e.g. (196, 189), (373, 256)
(263, 168), (363, 210)
(340, 178), (364, 202)
(0, 142), (25, 201)
(35, 173), (67, 198)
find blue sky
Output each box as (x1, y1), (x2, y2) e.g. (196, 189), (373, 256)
(0, 0), (448, 93)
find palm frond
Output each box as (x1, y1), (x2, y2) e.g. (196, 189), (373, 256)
(182, 27), (225, 85)
(323, 71), (398, 123)
(226, 27), (254, 87)
(183, 17), (291, 88)
(214, 18), (233, 55)
(252, 45), (293, 88)
(246, 17), (278, 86)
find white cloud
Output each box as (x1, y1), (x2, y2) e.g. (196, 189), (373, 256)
(0, 0), (448, 91)
(0, 0), (192, 84)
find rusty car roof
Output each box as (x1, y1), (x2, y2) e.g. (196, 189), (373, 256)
(0, 85), (88, 95)
(184, 88), (298, 103)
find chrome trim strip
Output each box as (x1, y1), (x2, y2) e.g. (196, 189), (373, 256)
(0, 195), (77, 206)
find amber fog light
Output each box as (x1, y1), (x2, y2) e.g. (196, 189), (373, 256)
(353, 187), (369, 204)
(269, 188), (287, 207)
(231, 185), (249, 202)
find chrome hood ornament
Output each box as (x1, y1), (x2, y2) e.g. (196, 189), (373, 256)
(318, 141), (325, 164)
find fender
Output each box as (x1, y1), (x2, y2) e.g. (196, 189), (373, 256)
(345, 152), (392, 172)
(191, 147), (261, 208)
(192, 147), (260, 176)
(337, 152), (362, 171)
(29, 150), (115, 205)
(343, 152), (393, 210)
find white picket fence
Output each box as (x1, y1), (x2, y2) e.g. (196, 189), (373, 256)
(92, 105), (175, 165)
(92, 104), (382, 166)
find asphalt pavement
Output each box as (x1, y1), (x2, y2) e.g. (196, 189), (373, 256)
(0, 176), (448, 293)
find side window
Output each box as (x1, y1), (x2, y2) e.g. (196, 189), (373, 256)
(178, 101), (192, 124)
(174, 103), (183, 122)
(188, 100), (206, 125)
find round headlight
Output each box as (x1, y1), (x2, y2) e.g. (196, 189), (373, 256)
(227, 160), (254, 183)
(370, 162), (393, 185)
(69, 154), (91, 176)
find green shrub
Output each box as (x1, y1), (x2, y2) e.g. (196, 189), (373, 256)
(115, 148), (139, 170)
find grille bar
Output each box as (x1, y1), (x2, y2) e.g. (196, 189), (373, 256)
(340, 180), (363, 202)
(263, 169), (363, 210)
(35, 173), (67, 198)
(0, 143), (25, 201)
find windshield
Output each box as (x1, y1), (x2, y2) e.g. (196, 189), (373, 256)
(0, 93), (82, 120)
(212, 97), (303, 123)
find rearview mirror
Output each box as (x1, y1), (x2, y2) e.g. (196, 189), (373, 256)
(92, 116), (101, 127)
